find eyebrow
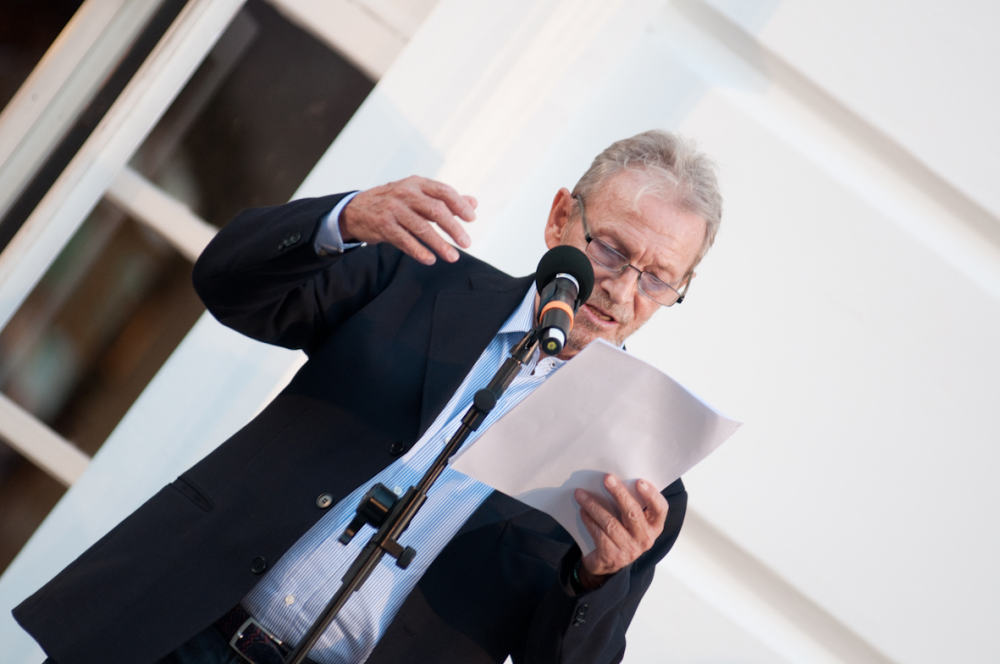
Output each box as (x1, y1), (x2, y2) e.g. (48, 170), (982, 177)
(578, 194), (685, 285)
(597, 228), (682, 285)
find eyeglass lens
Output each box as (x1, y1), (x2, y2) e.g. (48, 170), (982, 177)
(585, 236), (682, 306)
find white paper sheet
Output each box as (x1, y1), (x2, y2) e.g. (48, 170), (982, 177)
(450, 339), (741, 555)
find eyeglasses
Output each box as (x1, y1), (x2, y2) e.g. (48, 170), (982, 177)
(574, 194), (690, 306)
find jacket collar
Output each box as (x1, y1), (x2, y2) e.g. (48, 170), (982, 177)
(418, 269), (534, 435)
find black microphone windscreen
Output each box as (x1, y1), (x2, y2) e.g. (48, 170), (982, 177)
(535, 246), (595, 302)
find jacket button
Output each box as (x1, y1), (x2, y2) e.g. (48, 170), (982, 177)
(389, 441), (405, 456)
(316, 493), (333, 509)
(251, 557), (267, 574)
(278, 232), (302, 250)
(573, 604), (589, 626)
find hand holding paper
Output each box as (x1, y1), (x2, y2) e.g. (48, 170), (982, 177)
(450, 339), (741, 557)
(573, 474), (669, 585)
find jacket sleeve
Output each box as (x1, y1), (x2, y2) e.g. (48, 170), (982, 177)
(520, 480), (688, 664)
(192, 193), (405, 355)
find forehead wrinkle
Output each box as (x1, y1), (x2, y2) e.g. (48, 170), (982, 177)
(587, 176), (701, 284)
(635, 216), (699, 284)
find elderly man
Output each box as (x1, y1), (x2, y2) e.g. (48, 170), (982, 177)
(16, 130), (721, 664)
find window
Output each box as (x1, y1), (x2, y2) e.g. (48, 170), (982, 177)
(0, 0), (375, 573)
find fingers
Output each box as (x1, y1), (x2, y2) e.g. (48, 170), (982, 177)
(403, 195), (469, 254)
(575, 488), (617, 538)
(634, 477), (669, 531)
(382, 218), (437, 266)
(420, 179), (477, 223)
(395, 206), (461, 263)
(578, 508), (617, 572)
(603, 474), (646, 533)
(339, 176), (476, 265)
(406, 178), (475, 252)
(574, 475), (668, 577)
(575, 488), (631, 576)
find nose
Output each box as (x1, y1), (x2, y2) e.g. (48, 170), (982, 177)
(600, 266), (639, 305)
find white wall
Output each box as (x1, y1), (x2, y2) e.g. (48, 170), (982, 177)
(3, 1), (999, 662)
(473, 3), (1000, 660)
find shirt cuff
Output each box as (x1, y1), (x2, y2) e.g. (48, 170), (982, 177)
(314, 191), (366, 256)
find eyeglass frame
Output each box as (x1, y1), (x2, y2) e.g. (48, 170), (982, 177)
(572, 194), (691, 306)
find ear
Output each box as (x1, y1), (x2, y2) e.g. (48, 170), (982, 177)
(543, 187), (574, 249)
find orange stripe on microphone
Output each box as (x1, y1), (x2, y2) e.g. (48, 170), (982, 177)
(539, 300), (575, 331)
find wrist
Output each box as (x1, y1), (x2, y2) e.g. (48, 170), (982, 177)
(337, 204), (357, 244)
(334, 190), (363, 244)
(572, 557), (609, 593)
(315, 191), (362, 256)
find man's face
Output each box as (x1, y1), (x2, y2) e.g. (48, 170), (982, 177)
(543, 171), (707, 359)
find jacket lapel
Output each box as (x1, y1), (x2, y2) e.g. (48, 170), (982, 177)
(419, 269), (536, 534)
(454, 490), (533, 537)
(418, 271), (533, 435)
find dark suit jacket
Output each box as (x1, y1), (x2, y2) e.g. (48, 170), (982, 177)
(14, 193), (687, 664)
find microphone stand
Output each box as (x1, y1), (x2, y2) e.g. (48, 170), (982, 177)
(284, 328), (542, 664)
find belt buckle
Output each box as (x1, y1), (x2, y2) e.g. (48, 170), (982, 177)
(229, 616), (290, 664)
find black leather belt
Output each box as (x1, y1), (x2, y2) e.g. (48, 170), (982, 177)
(214, 605), (317, 664)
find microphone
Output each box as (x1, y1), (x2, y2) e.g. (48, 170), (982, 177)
(535, 246), (595, 356)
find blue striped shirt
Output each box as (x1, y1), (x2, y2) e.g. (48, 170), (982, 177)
(243, 282), (563, 663)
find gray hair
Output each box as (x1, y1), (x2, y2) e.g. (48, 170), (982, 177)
(572, 130), (722, 270)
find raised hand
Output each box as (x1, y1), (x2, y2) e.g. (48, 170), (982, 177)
(573, 474), (668, 589)
(339, 176), (477, 265)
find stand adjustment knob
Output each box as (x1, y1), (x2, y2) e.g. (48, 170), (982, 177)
(339, 483), (398, 544)
(473, 388), (497, 412)
(397, 546), (417, 569)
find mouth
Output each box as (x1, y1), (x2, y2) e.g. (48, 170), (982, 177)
(581, 302), (617, 326)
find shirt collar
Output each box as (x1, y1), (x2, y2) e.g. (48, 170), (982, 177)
(496, 283), (567, 376)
